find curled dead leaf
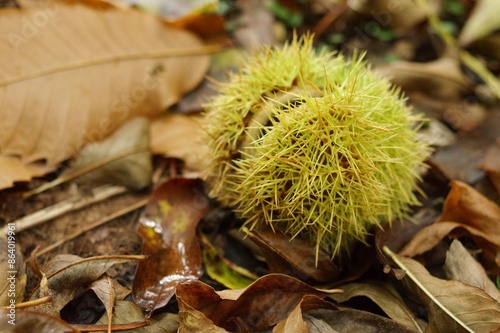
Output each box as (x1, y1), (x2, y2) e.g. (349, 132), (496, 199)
(246, 228), (341, 283)
(400, 181), (500, 271)
(176, 274), (342, 332)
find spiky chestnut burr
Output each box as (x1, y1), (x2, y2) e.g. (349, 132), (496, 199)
(202, 35), (429, 258)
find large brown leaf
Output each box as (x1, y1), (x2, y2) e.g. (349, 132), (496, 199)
(0, 0), (210, 188)
(132, 178), (210, 311)
(385, 247), (500, 333)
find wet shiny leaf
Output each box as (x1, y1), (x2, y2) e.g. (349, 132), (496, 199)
(133, 178), (210, 311)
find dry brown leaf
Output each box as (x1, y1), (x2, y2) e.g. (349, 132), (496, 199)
(246, 228), (341, 283)
(0, 156), (55, 190)
(150, 113), (208, 171)
(400, 181), (500, 271)
(376, 57), (472, 98)
(273, 295), (337, 333)
(385, 247), (500, 333)
(431, 112), (500, 184)
(67, 117), (152, 189)
(0, 0), (210, 189)
(30, 254), (143, 313)
(445, 240), (500, 302)
(306, 308), (420, 333)
(329, 281), (423, 332)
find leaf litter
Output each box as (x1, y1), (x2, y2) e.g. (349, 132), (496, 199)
(1, 0), (500, 332)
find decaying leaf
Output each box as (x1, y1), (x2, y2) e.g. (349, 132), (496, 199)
(0, 0), (210, 189)
(384, 247), (500, 333)
(459, 0), (500, 46)
(66, 117), (152, 190)
(376, 57), (472, 98)
(400, 181), (500, 271)
(445, 240), (500, 302)
(150, 113), (208, 172)
(176, 273), (342, 332)
(329, 281), (423, 332)
(246, 228), (341, 283)
(431, 112), (500, 184)
(305, 308), (420, 333)
(30, 254), (143, 313)
(132, 178), (210, 311)
(0, 309), (80, 333)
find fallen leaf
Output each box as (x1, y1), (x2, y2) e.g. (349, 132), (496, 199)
(0, 0), (210, 189)
(30, 254), (143, 313)
(150, 113), (208, 172)
(0, 309), (80, 333)
(459, 0), (500, 46)
(0, 156), (54, 190)
(400, 181), (500, 271)
(273, 295), (337, 333)
(385, 246), (500, 333)
(437, 180), (500, 235)
(66, 117), (152, 190)
(445, 240), (500, 302)
(201, 234), (256, 290)
(478, 139), (500, 194)
(132, 178), (210, 311)
(329, 281), (423, 332)
(96, 300), (179, 333)
(176, 273), (342, 332)
(89, 275), (115, 329)
(376, 57), (472, 99)
(246, 228), (341, 283)
(305, 308), (420, 333)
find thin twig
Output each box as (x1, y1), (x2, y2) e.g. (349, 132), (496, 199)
(36, 198), (148, 256)
(0, 296), (52, 310)
(0, 185), (128, 235)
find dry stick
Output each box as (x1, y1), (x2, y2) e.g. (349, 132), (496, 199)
(36, 198), (148, 256)
(5, 296), (53, 310)
(0, 185), (128, 235)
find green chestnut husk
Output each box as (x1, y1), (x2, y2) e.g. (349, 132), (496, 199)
(202, 35), (430, 258)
